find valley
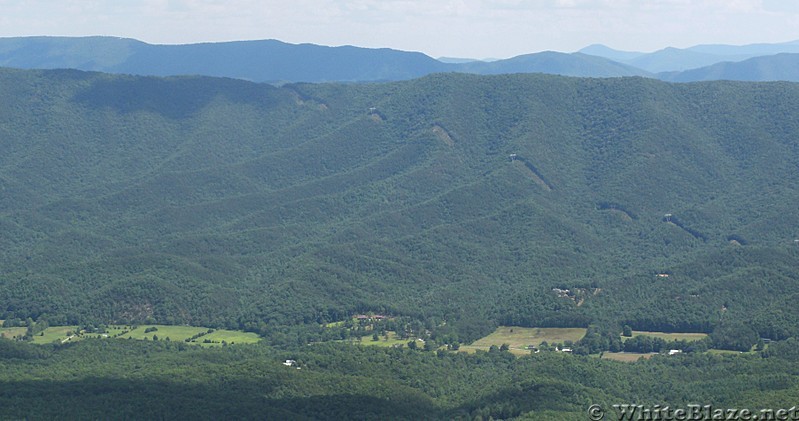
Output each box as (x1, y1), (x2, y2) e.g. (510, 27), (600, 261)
(0, 67), (798, 419)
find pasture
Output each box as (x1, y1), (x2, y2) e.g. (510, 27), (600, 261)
(0, 327), (27, 340)
(464, 326), (587, 354)
(357, 331), (409, 348)
(33, 326), (80, 344)
(600, 352), (657, 362)
(202, 329), (261, 345)
(0, 324), (260, 347)
(117, 325), (260, 346)
(629, 331), (708, 342)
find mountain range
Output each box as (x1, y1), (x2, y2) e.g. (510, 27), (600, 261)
(3, 36), (799, 420)
(580, 40), (799, 72)
(2, 36), (799, 83)
(2, 67), (798, 342)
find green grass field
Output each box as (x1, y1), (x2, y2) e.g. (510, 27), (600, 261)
(629, 331), (708, 342)
(202, 329), (261, 345)
(465, 326), (587, 353)
(0, 327), (27, 340)
(2, 325), (81, 343)
(0, 324), (261, 347)
(118, 325), (209, 341)
(355, 331), (410, 348)
(117, 325), (261, 346)
(600, 352), (657, 362)
(32, 326), (80, 344)
(707, 349), (745, 355)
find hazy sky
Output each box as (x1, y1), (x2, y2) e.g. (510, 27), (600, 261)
(1, 0), (798, 59)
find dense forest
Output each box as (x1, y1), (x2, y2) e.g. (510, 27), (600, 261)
(1, 67), (799, 417)
(2, 338), (799, 420)
(1, 68), (798, 341)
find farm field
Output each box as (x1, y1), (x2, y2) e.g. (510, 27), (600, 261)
(202, 328), (261, 345)
(113, 325), (261, 346)
(707, 349), (747, 355)
(356, 331), (410, 348)
(629, 331), (708, 342)
(116, 325), (209, 341)
(0, 325), (260, 346)
(2, 325), (82, 343)
(464, 326), (587, 353)
(457, 346), (534, 357)
(0, 326), (27, 340)
(33, 326), (81, 344)
(600, 352), (658, 362)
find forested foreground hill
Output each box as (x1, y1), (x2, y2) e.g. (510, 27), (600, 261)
(1, 68), (799, 344)
(2, 339), (799, 420)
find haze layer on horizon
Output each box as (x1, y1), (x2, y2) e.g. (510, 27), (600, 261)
(1, 0), (798, 60)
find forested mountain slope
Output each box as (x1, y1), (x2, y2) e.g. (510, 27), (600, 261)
(659, 53), (799, 82)
(1, 68), (798, 342)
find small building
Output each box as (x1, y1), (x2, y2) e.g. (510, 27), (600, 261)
(668, 349), (682, 356)
(354, 314), (388, 320)
(283, 359), (297, 367)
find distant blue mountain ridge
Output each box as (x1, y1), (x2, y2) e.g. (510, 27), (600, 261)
(579, 40), (799, 73)
(0, 36), (798, 82)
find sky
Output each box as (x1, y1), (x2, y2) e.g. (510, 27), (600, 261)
(1, 0), (798, 59)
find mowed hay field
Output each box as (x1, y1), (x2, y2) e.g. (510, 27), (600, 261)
(117, 325), (261, 346)
(462, 327), (587, 355)
(34, 326), (80, 344)
(0, 326), (28, 340)
(629, 331), (708, 342)
(358, 331), (409, 348)
(600, 352), (657, 362)
(1, 325), (260, 346)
